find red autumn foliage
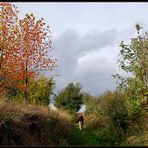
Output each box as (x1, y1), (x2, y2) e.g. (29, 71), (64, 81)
(0, 2), (57, 101)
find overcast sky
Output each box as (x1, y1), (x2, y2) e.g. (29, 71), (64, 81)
(14, 2), (148, 96)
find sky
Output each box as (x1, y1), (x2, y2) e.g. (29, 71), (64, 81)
(14, 2), (148, 96)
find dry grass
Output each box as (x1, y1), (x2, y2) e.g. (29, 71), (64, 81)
(0, 98), (71, 120)
(84, 114), (107, 130)
(126, 131), (148, 146)
(0, 98), (73, 146)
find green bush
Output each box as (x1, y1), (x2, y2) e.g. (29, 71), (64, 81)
(55, 82), (83, 113)
(97, 125), (123, 146)
(100, 91), (128, 135)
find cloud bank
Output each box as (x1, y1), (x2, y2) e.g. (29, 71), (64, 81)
(51, 29), (121, 95)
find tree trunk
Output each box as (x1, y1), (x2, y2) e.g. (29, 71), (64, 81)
(24, 56), (29, 103)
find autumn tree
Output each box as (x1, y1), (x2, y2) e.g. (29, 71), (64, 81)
(0, 2), (57, 102)
(55, 82), (83, 113)
(0, 2), (20, 95)
(13, 13), (56, 102)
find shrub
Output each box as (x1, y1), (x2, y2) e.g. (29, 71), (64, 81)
(100, 91), (128, 132)
(55, 82), (83, 113)
(97, 125), (123, 146)
(85, 114), (106, 130)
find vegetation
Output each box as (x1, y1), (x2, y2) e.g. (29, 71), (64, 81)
(113, 24), (148, 137)
(0, 2), (57, 102)
(114, 24), (148, 112)
(0, 98), (73, 146)
(5, 76), (55, 105)
(0, 2), (147, 147)
(82, 92), (100, 115)
(55, 82), (83, 113)
(28, 76), (55, 105)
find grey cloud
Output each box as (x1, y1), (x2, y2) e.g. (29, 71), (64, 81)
(77, 30), (117, 52)
(51, 29), (119, 95)
(71, 52), (118, 95)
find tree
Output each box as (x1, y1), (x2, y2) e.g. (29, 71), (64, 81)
(114, 24), (148, 111)
(55, 82), (83, 113)
(12, 12), (56, 102)
(29, 76), (55, 105)
(113, 24), (148, 130)
(0, 2), (57, 102)
(0, 2), (20, 95)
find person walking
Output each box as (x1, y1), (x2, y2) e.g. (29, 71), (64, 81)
(77, 114), (84, 131)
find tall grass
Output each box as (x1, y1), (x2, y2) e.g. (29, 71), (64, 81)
(0, 97), (73, 146)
